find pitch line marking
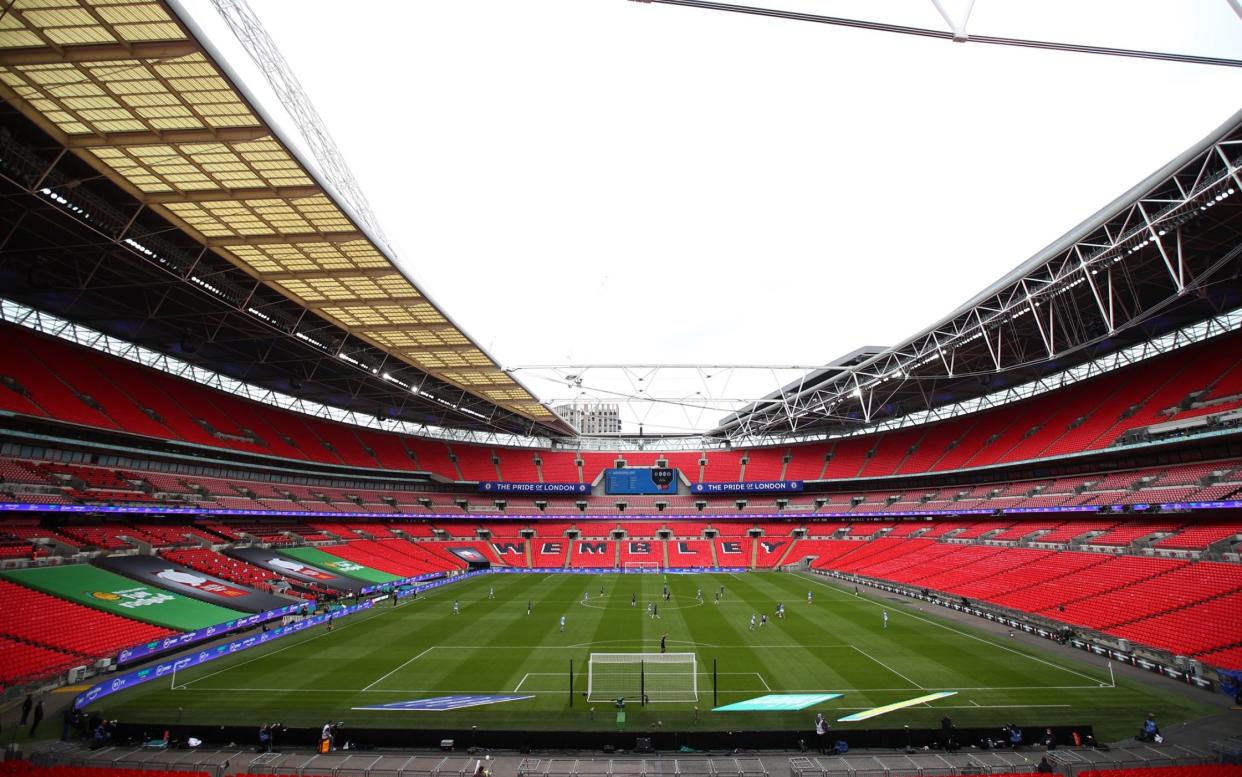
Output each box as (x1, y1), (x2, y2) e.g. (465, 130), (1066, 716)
(804, 574), (1107, 685)
(364, 646), (436, 691)
(850, 645), (924, 690)
(175, 605), (391, 689)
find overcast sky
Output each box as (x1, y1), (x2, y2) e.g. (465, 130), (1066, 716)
(177, 0), (1242, 434)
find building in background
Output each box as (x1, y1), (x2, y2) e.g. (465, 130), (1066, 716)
(554, 403), (622, 435)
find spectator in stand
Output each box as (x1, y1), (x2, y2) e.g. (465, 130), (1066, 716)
(259, 724), (271, 753)
(1037, 756), (1054, 774)
(1041, 728), (1056, 749)
(20, 694), (32, 725)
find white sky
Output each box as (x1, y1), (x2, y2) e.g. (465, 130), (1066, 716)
(176, 0), (1242, 435)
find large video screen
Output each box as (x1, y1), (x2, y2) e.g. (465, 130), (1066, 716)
(604, 467), (679, 495)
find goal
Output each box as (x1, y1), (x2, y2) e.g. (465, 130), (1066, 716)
(586, 652), (697, 703)
(622, 561), (661, 573)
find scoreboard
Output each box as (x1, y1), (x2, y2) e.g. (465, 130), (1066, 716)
(604, 467), (679, 495)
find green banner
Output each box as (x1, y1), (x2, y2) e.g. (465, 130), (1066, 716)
(3, 565), (247, 631)
(278, 547), (402, 584)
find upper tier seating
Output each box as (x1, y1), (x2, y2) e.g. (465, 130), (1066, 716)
(6, 322), (1241, 489)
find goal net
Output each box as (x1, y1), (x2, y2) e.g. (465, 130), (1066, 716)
(587, 652), (697, 703)
(622, 561), (661, 573)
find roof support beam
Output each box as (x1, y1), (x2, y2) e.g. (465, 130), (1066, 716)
(64, 127), (271, 148)
(207, 231), (365, 247)
(259, 267), (398, 281)
(389, 343), (484, 354)
(290, 294), (423, 305)
(144, 185), (322, 203)
(0, 41), (201, 66)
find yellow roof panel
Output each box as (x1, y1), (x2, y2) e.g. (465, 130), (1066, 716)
(0, 0), (561, 431)
(268, 275), (417, 304)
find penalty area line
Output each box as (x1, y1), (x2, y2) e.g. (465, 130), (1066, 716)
(364, 646), (437, 691)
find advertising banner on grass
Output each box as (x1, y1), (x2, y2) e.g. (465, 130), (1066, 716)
(75, 600), (375, 710)
(94, 554), (292, 614)
(224, 546), (367, 594)
(277, 546), (403, 584)
(2, 565), (248, 631)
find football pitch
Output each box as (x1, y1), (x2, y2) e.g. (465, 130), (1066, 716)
(99, 572), (1209, 741)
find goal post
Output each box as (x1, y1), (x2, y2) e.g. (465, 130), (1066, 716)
(587, 652), (697, 703)
(622, 561), (661, 573)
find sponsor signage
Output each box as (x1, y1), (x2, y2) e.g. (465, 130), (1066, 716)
(94, 554), (291, 614)
(692, 481), (804, 494)
(837, 691), (958, 722)
(604, 468), (678, 495)
(115, 602), (307, 665)
(225, 547), (366, 593)
(3, 499), (1242, 517)
(478, 482), (590, 495)
(351, 695), (534, 711)
(359, 571), (445, 596)
(713, 693), (842, 712)
(78, 600), (374, 709)
(446, 546), (489, 564)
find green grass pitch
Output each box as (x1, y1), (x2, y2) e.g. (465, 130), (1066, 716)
(99, 571), (1209, 741)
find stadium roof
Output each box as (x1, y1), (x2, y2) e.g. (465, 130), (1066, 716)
(718, 107), (1242, 440)
(0, 0), (572, 437)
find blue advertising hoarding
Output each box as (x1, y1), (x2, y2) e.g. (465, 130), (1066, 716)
(478, 482), (590, 495)
(78, 600), (375, 709)
(691, 481), (804, 494)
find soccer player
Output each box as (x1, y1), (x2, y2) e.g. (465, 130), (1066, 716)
(660, 633), (667, 654)
(583, 590), (589, 604)
(749, 613), (756, 631)
(631, 592), (637, 608)
(807, 591), (813, 605)
(777, 602), (785, 619)
(453, 600), (460, 615)
(653, 603), (660, 620)
(527, 600), (532, 616)
(647, 602), (654, 618)
(488, 587), (494, 599)
(600, 586), (605, 598)
(560, 615), (566, 633)
(882, 610), (889, 629)
(696, 588), (702, 602)
(713, 592), (720, 605)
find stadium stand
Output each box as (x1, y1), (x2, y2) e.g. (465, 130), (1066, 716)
(4, 321), (1242, 487)
(0, 579), (177, 666)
